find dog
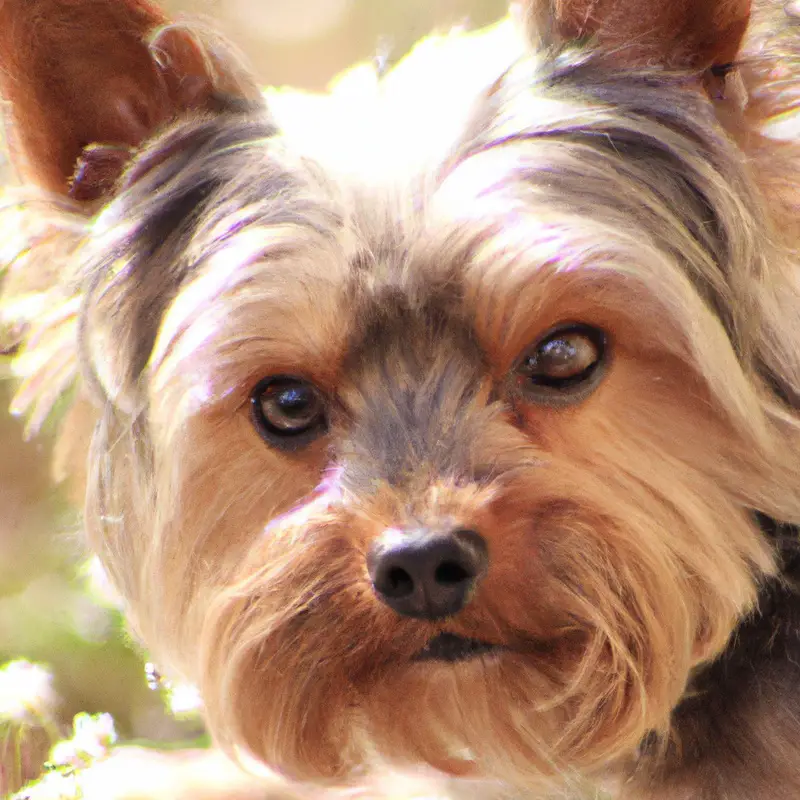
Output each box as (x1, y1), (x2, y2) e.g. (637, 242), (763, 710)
(3, 0), (800, 797)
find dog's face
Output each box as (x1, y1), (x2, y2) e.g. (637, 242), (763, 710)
(4, 0), (800, 792)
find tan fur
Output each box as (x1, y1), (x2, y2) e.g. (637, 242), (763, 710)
(3, 1), (800, 798)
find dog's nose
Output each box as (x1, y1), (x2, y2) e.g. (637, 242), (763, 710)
(367, 528), (488, 620)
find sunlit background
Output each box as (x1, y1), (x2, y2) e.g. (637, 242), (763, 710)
(0, 0), (506, 794)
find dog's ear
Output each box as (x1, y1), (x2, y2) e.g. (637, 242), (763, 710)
(526, 0), (751, 71)
(0, 0), (261, 201)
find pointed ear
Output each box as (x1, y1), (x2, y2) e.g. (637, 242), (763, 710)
(0, 0), (262, 201)
(526, 0), (751, 71)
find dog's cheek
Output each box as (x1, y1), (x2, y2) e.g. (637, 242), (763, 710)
(195, 503), (421, 782)
(117, 403), (319, 670)
(457, 352), (775, 774)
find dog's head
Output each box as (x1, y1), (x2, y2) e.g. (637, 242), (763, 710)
(3, 0), (800, 791)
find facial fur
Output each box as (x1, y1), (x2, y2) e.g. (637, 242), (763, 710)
(4, 1), (800, 797)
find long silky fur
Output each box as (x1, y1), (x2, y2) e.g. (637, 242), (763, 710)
(3, 3), (800, 798)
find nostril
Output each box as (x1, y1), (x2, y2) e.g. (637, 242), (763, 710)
(434, 560), (471, 586)
(385, 566), (414, 598)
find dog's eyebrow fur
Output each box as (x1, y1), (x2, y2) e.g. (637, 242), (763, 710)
(78, 112), (346, 402)
(452, 58), (771, 362)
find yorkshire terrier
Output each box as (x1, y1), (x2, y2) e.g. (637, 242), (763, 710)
(3, 0), (800, 798)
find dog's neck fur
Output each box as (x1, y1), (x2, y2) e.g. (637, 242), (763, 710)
(628, 519), (800, 800)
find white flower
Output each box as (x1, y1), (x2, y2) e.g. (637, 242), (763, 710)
(0, 660), (57, 724)
(71, 713), (117, 759)
(168, 683), (203, 715)
(13, 769), (80, 800)
(50, 713), (117, 768)
(49, 740), (79, 768)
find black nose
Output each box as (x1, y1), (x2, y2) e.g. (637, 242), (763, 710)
(367, 528), (488, 620)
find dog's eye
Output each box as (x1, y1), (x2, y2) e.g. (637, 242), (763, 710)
(251, 377), (327, 449)
(514, 324), (607, 405)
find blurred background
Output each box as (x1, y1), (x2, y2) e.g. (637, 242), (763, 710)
(0, 0), (506, 793)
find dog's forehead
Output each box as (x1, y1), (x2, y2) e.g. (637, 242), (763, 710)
(145, 15), (745, 406)
(263, 19), (526, 185)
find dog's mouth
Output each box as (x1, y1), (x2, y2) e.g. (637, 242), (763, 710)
(413, 633), (501, 663)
